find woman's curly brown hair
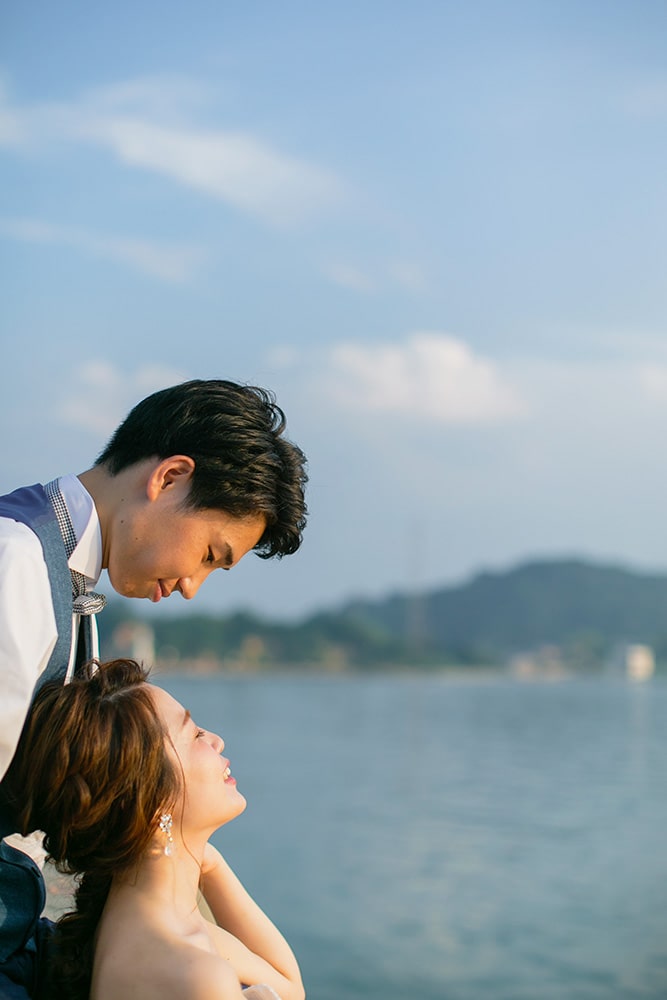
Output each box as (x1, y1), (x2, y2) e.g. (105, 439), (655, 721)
(4, 659), (181, 1000)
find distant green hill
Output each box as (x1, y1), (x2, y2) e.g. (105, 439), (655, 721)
(99, 558), (667, 670)
(338, 559), (667, 667)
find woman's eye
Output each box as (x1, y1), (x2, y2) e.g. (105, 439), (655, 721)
(196, 728), (206, 739)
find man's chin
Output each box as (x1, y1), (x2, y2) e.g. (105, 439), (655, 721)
(108, 574), (150, 601)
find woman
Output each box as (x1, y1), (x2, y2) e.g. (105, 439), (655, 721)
(5, 659), (305, 1000)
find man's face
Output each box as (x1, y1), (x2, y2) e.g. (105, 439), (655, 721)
(106, 485), (266, 603)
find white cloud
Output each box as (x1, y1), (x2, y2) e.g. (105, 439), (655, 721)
(0, 217), (204, 283)
(0, 82), (29, 147)
(508, 355), (667, 416)
(271, 333), (667, 435)
(636, 363), (667, 401)
(264, 345), (303, 369)
(0, 80), (342, 226)
(621, 76), (667, 118)
(324, 263), (376, 292)
(84, 75), (212, 120)
(57, 361), (188, 436)
(322, 259), (428, 294)
(83, 116), (338, 225)
(388, 261), (428, 293)
(318, 333), (527, 425)
(0, 93), (22, 144)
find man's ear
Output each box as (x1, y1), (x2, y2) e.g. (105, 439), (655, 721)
(146, 456), (195, 501)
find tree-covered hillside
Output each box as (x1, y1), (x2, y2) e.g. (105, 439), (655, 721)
(98, 559), (667, 671)
(344, 559), (667, 664)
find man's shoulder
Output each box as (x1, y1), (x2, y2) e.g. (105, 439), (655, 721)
(0, 517), (44, 557)
(0, 483), (49, 518)
(0, 519), (52, 614)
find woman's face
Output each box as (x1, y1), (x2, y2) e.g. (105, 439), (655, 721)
(149, 686), (247, 835)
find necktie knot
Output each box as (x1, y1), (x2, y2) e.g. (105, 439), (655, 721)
(73, 591), (107, 616)
(45, 479), (106, 618)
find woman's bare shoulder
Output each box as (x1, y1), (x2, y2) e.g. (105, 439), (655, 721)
(93, 936), (243, 1000)
(175, 950), (244, 999)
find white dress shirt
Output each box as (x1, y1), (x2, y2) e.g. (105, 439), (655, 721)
(0, 475), (102, 779)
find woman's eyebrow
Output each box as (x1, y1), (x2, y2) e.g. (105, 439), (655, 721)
(181, 709), (192, 730)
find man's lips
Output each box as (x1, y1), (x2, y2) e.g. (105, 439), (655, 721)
(151, 580), (177, 602)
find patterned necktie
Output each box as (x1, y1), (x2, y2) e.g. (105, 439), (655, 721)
(44, 479), (106, 616)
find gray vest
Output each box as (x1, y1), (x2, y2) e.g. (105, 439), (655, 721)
(0, 484), (83, 962)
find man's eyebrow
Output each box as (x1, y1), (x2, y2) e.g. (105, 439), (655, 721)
(221, 543), (233, 569)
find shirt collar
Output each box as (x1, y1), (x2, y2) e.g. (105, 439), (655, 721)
(57, 474), (103, 586)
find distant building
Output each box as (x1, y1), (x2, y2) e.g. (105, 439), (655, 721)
(624, 644), (655, 682)
(509, 644), (568, 680)
(111, 622), (156, 665)
(607, 642), (655, 681)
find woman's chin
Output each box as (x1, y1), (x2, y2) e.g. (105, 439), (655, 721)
(225, 792), (247, 824)
(230, 791), (247, 818)
(208, 793), (247, 832)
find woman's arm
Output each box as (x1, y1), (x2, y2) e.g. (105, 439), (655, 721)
(199, 843), (305, 1000)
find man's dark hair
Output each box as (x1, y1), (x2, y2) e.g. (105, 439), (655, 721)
(96, 379), (307, 558)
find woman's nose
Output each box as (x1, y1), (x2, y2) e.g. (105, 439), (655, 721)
(209, 731), (225, 753)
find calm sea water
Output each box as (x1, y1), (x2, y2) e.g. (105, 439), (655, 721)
(160, 673), (667, 1000)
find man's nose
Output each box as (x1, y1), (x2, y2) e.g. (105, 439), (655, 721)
(178, 560), (218, 599)
(178, 575), (204, 600)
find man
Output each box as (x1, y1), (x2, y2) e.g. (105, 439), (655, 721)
(0, 378), (308, 998)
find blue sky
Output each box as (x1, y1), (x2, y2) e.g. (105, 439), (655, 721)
(2, 1), (667, 620)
